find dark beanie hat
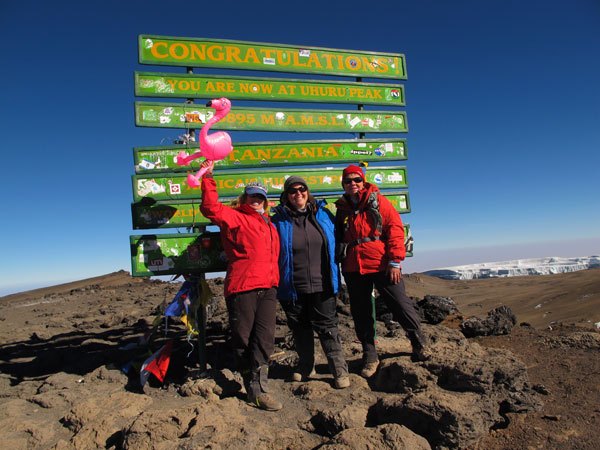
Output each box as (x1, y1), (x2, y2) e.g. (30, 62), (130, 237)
(342, 165), (365, 182)
(283, 176), (308, 193)
(281, 176), (309, 204)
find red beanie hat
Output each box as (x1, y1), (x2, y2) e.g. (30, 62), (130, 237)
(342, 164), (365, 182)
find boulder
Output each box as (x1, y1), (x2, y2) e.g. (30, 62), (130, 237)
(374, 358), (432, 393)
(320, 423), (431, 449)
(416, 296), (460, 324)
(374, 390), (498, 449)
(310, 403), (369, 436)
(460, 305), (517, 337)
(369, 325), (542, 448)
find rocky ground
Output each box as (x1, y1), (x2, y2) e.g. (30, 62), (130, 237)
(0, 268), (599, 449)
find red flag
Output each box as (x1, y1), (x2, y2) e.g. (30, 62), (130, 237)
(140, 339), (174, 386)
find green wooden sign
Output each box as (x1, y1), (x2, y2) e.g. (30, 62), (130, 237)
(404, 224), (413, 257)
(134, 139), (407, 173)
(139, 36), (407, 80)
(135, 102), (407, 133)
(131, 224), (412, 275)
(135, 72), (405, 106)
(131, 191), (410, 229)
(132, 166), (408, 201)
(130, 232), (227, 276)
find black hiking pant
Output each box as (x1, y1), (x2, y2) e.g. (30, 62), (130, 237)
(226, 287), (277, 372)
(281, 291), (348, 378)
(344, 271), (422, 363)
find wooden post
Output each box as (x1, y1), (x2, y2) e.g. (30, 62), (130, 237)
(186, 66), (207, 375)
(357, 77), (365, 140)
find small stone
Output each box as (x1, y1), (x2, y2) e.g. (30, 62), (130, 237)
(542, 414), (561, 421)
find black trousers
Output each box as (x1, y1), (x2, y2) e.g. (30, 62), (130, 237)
(281, 292), (349, 378)
(226, 287), (277, 371)
(344, 271), (422, 363)
(281, 291), (338, 334)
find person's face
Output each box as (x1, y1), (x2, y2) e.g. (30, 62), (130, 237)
(342, 174), (364, 196)
(287, 183), (309, 210)
(245, 193), (266, 210)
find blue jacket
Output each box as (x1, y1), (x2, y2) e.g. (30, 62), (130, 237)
(271, 200), (340, 302)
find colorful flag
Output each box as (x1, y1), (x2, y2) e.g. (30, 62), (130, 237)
(140, 339), (174, 386)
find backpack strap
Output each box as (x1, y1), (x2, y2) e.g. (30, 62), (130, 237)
(365, 192), (383, 236)
(335, 192), (385, 262)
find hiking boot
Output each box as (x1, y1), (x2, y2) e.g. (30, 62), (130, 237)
(249, 393), (282, 411)
(291, 368), (316, 382)
(319, 328), (349, 384)
(408, 329), (430, 362)
(411, 346), (431, 362)
(245, 365), (281, 411)
(360, 360), (380, 378)
(334, 376), (350, 389)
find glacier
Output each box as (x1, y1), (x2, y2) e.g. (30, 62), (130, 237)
(422, 256), (600, 280)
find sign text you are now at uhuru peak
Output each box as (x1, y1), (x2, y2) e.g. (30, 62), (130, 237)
(139, 36), (407, 79)
(135, 72), (405, 106)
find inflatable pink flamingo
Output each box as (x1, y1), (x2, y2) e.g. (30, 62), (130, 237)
(176, 97), (233, 188)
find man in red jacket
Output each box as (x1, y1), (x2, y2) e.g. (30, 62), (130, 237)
(335, 165), (427, 378)
(200, 163), (282, 411)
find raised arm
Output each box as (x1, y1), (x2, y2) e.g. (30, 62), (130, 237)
(199, 164), (240, 228)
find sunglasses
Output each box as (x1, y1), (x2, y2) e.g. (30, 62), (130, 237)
(288, 185), (308, 194)
(343, 177), (364, 184)
(248, 194), (266, 200)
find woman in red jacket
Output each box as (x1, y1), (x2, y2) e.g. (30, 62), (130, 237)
(335, 165), (427, 378)
(199, 163), (281, 411)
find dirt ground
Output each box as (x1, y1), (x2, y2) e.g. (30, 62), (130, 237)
(0, 268), (599, 449)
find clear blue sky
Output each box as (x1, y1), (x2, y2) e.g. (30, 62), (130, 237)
(1, 0), (599, 295)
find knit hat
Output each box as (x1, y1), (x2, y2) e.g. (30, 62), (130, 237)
(244, 182), (268, 197)
(280, 176), (308, 205)
(283, 176), (308, 193)
(342, 164), (365, 182)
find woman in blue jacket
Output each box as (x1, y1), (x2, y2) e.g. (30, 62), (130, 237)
(271, 176), (350, 389)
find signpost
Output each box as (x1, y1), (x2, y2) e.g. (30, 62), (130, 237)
(131, 35), (413, 371)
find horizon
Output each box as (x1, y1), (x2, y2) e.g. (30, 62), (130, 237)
(1, 1), (599, 295)
(3, 238), (598, 297)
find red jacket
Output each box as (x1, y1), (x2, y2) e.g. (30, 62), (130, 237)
(200, 176), (280, 298)
(335, 183), (405, 274)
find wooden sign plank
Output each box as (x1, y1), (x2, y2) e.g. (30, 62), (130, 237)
(135, 102), (408, 133)
(132, 166), (408, 201)
(138, 36), (407, 80)
(130, 232), (227, 276)
(134, 139), (407, 173)
(131, 191), (411, 229)
(135, 72), (405, 106)
(130, 224), (412, 276)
